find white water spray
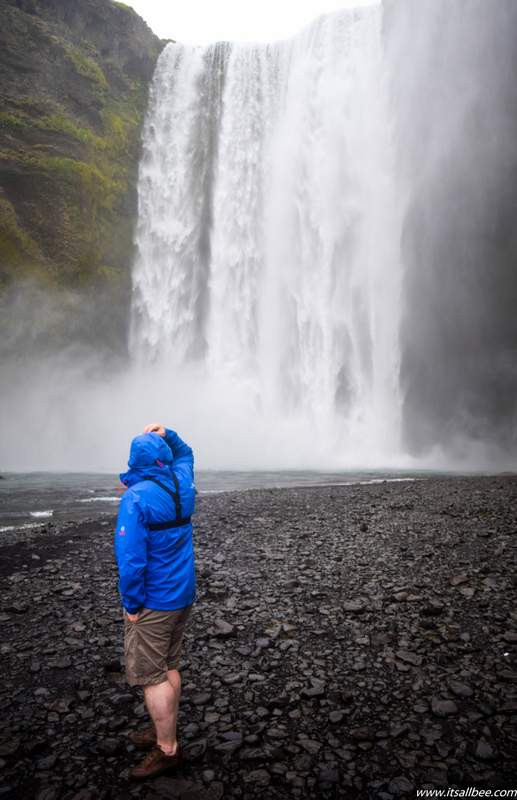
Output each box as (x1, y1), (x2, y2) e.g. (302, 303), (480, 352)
(130, 6), (403, 467)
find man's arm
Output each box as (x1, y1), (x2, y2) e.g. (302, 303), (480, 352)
(164, 428), (193, 465)
(143, 422), (193, 466)
(114, 491), (148, 615)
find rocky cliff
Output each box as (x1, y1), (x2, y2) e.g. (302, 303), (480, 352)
(0, 0), (163, 305)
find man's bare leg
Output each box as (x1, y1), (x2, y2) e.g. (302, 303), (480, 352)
(167, 668), (181, 741)
(143, 674), (180, 755)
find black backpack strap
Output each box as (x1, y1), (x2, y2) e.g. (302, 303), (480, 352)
(148, 516), (191, 531)
(144, 476), (191, 530)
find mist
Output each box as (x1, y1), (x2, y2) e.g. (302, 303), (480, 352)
(1, 0), (517, 474)
(385, 0), (517, 458)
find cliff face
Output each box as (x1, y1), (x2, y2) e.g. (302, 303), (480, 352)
(0, 0), (163, 299)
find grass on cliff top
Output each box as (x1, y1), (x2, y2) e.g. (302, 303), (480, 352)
(112, 1), (138, 14)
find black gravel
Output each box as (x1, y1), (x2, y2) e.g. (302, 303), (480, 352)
(1, 476), (517, 799)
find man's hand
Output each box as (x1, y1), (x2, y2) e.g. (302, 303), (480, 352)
(144, 422), (166, 437)
(126, 611), (141, 623)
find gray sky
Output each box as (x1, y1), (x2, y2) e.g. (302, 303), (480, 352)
(123, 0), (378, 45)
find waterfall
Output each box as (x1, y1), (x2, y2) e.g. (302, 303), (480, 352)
(130, 6), (404, 467)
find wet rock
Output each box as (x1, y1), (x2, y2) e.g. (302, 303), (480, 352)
(474, 739), (497, 761)
(36, 754), (57, 770)
(450, 574), (469, 586)
(103, 659), (123, 673)
(220, 731), (242, 742)
(387, 775), (415, 796)
(390, 723), (411, 739)
(447, 680), (473, 698)
(395, 650), (422, 667)
(319, 767), (339, 784)
(342, 600), (366, 613)
(192, 692), (212, 706)
(499, 701), (517, 714)
(214, 734), (242, 755)
(202, 784), (224, 800)
(5, 601), (28, 613)
(97, 738), (121, 756)
(152, 778), (199, 798)
(349, 726), (375, 741)
(421, 600), (444, 616)
(110, 692), (133, 706)
(0, 739), (20, 758)
(243, 768), (270, 786)
(35, 789), (61, 800)
(301, 681), (326, 699)
(431, 697), (458, 717)
(298, 737), (321, 754)
(210, 619), (235, 638)
(184, 739), (207, 761)
(499, 670), (517, 683)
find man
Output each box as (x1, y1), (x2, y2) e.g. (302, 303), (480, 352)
(114, 422), (196, 780)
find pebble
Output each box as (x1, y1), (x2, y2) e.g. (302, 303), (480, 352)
(450, 574), (469, 586)
(447, 680), (473, 698)
(396, 650), (422, 667)
(298, 737), (322, 754)
(388, 775), (415, 796)
(474, 739), (497, 761)
(319, 767), (339, 784)
(211, 619), (234, 637)
(342, 600), (366, 613)
(431, 697), (458, 717)
(243, 768), (270, 786)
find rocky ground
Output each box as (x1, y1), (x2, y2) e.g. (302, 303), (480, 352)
(0, 476), (517, 799)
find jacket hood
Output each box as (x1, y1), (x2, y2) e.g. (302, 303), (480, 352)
(120, 433), (174, 488)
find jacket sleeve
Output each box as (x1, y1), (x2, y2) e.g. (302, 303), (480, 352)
(114, 491), (148, 613)
(164, 428), (194, 468)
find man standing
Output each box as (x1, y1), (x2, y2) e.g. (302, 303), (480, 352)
(114, 422), (196, 780)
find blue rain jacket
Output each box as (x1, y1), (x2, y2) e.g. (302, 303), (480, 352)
(114, 429), (196, 613)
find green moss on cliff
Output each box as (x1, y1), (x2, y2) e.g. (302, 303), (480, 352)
(62, 42), (109, 93)
(0, 109), (101, 146)
(0, 0), (164, 299)
(0, 194), (46, 285)
(41, 115), (100, 145)
(1, 93), (146, 285)
(28, 154), (118, 199)
(0, 112), (27, 132)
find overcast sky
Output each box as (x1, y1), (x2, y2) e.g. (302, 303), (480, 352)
(123, 0), (378, 45)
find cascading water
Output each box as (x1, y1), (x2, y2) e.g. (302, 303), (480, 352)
(130, 6), (404, 468)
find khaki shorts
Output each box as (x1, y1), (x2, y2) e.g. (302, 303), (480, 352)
(124, 605), (192, 687)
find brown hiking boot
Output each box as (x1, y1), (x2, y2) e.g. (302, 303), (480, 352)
(129, 746), (183, 780)
(128, 725), (156, 750)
